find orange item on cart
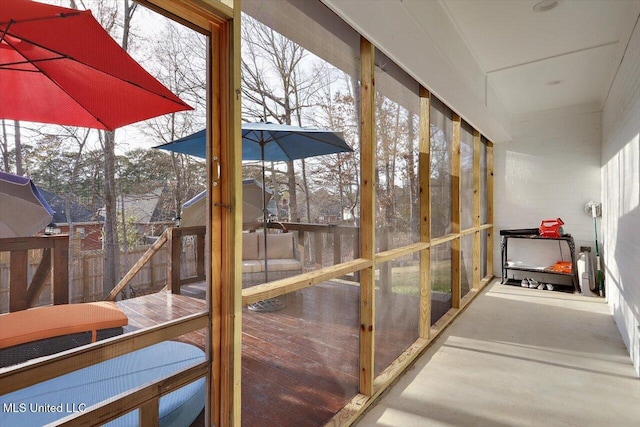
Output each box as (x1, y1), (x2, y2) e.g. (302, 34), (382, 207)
(551, 261), (572, 274)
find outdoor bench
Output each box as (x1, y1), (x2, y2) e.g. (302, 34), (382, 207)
(0, 301), (128, 368)
(242, 231), (303, 287)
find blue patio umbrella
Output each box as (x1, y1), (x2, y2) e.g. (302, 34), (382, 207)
(154, 129), (207, 158)
(154, 121), (351, 231)
(155, 122), (352, 309)
(154, 122), (351, 161)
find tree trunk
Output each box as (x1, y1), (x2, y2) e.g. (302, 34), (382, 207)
(101, 0), (136, 297)
(269, 162), (280, 220)
(302, 159), (311, 222)
(1, 120), (9, 172)
(13, 121), (23, 175)
(102, 130), (120, 297)
(286, 161), (298, 222)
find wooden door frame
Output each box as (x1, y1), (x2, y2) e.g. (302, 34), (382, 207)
(139, 1), (241, 425)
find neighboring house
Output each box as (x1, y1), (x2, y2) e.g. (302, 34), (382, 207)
(312, 188), (345, 223)
(40, 189), (104, 251)
(98, 188), (174, 241)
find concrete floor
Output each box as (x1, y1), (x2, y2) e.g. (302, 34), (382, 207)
(356, 281), (640, 427)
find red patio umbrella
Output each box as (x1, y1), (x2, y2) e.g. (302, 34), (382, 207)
(0, 0), (192, 130)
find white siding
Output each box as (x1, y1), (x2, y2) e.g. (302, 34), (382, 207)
(494, 104), (602, 282)
(602, 20), (640, 377)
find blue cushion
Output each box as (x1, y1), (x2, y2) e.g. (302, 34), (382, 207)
(0, 341), (205, 427)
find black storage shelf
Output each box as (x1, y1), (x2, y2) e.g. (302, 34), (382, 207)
(500, 233), (579, 291)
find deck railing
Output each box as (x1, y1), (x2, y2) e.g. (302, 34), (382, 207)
(106, 226), (206, 300)
(245, 221), (360, 269)
(0, 235), (69, 312)
(1, 223), (357, 308)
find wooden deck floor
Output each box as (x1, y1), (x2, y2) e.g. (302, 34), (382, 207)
(117, 291), (207, 349)
(117, 283), (437, 426)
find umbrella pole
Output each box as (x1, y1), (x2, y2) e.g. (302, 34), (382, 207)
(248, 141), (284, 312)
(261, 143), (268, 283)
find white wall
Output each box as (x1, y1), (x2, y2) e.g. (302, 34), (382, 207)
(602, 19), (640, 377)
(494, 104), (602, 284)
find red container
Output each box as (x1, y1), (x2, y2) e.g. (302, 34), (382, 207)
(539, 218), (564, 238)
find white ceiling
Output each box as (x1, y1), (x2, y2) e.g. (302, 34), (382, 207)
(322, 0), (640, 142)
(440, 0), (640, 115)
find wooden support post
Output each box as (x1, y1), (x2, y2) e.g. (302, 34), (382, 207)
(487, 141), (495, 276)
(314, 231), (323, 268)
(52, 236), (69, 306)
(27, 247), (51, 307)
(352, 232), (360, 281)
(83, 255), (90, 302)
(359, 37), (376, 397)
(451, 113), (461, 309)
(167, 228), (182, 294)
(333, 227), (341, 265)
(10, 250), (28, 312)
(473, 130), (482, 289)
(298, 229), (307, 271)
(419, 86), (432, 337)
(197, 230), (206, 279)
(219, 9), (241, 426)
(149, 249), (157, 292)
(139, 397), (159, 427)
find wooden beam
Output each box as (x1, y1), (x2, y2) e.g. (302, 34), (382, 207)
(451, 114), (461, 309)
(9, 250), (28, 312)
(372, 338), (429, 390)
(242, 259), (372, 305)
(375, 242), (429, 264)
(139, 397), (160, 427)
(27, 247), (51, 307)
(167, 228), (182, 294)
(139, 0), (231, 30)
(52, 236), (69, 305)
(419, 86), (431, 339)
(487, 140), (495, 276)
(196, 231), (206, 279)
(219, 6), (242, 426)
(315, 230), (323, 268)
(107, 231), (168, 301)
(333, 228), (341, 265)
(0, 235), (58, 251)
(460, 227), (478, 236)
(56, 363), (208, 426)
(359, 36), (376, 397)
(431, 307), (460, 334)
(430, 233), (459, 246)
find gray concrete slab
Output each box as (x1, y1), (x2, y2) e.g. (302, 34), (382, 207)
(356, 281), (640, 427)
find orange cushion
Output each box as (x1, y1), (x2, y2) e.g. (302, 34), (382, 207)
(0, 302), (128, 349)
